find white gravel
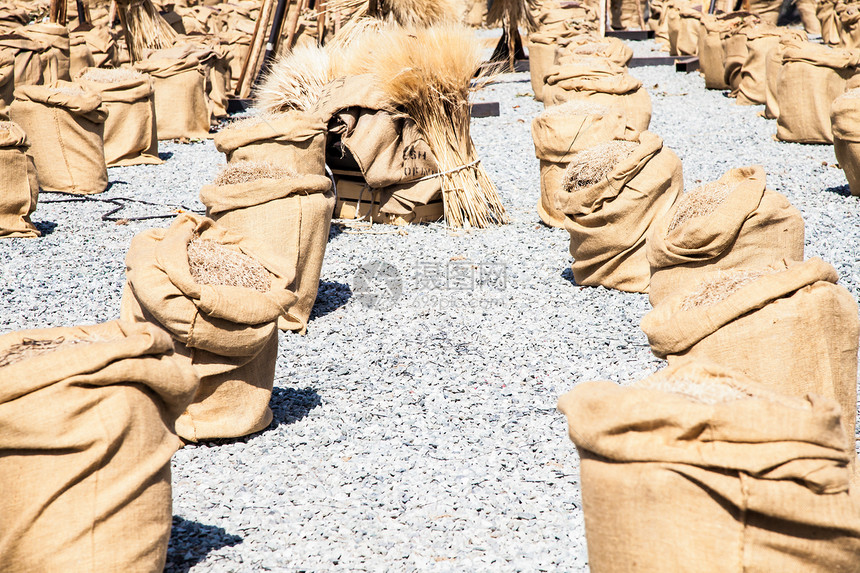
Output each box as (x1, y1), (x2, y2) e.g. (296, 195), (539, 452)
(1, 36), (859, 572)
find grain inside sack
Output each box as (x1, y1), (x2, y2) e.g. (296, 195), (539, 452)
(0, 120), (38, 237)
(10, 81), (108, 194)
(831, 86), (860, 195)
(0, 320), (199, 573)
(646, 165), (805, 305)
(641, 258), (860, 443)
(76, 67), (161, 167)
(200, 160), (335, 334)
(531, 100), (627, 227)
(776, 41), (860, 143)
(557, 358), (860, 573)
(121, 214), (295, 441)
(556, 131), (683, 293)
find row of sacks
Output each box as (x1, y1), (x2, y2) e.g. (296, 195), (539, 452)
(819, 0), (860, 46)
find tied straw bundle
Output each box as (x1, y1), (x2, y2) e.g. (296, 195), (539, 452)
(352, 24), (508, 228)
(114, 0), (178, 61)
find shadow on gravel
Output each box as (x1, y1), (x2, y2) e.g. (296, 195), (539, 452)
(310, 281), (352, 321)
(164, 516), (242, 573)
(823, 184), (854, 198)
(33, 221), (57, 236)
(159, 152), (174, 161)
(561, 267), (579, 286)
(270, 387), (322, 428)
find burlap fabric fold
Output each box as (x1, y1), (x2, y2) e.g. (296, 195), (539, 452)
(0, 120), (38, 237)
(736, 23), (783, 105)
(556, 34), (634, 67)
(122, 213), (296, 441)
(0, 5), (28, 34)
(531, 101), (627, 227)
(0, 320), (199, 573)
(543, 60), (651, 134)
(776, 42), (860, 143)
(798, 0), (823, 33)
(557, 131), (683, 292)
(537, 4), (599, 36)
(764, 33), (808, 119)
(214, 111), (326, 176)
(527, 33), (559, 102)
(200, 171), (335, 334)
(0, 49), (12, 119)
(77, 67), (161, 167)
(68, 32), (92, 78)
(557, 358), (860, 573)
(646, 165), (805, 305)
(819, 0), (844, 45)
(10, 82), (107, 194)
(17, 22), (70, 83)
(77, 25), (116, 68)
(0, 34), (46, 87)
(641, 258), (859, 441)
(668, 3), (701, 56)
(749, 0), (782, 24)
(838, 0), (860, 49)
(698, 14), (730, 88)
(133, 53), (209, 140)
(832, 86), (860, 196)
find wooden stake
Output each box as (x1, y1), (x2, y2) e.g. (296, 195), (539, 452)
(49, 0), (61, 23)
(284, 0), (303, 51)
(317, 0), (326, 44)
(599, 0), (607, 36)
(238, 0), (275, 97)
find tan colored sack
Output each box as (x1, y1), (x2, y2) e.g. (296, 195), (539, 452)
(556, 34), (634, 67)
(464, 0), (488, 26)
(0, 35), (46, 87)
(776, 42), (860, 143)
(538, 4), (600, 36)
(723, 26), (749, 96)
(0, 6), (28, 34)
(641, 258), (859, 441)
(556, 132), (683, 292)
(763, 33), (807, 119)
(838, 0), (860, 48)
(698, 13), (737, 89)
(831, 87), (860, 195)
(527, 33), (560, 101)
(77, 67), (161, 167)
(17, 22), (70, 83)
(531, 100), (628, 227)
(668, 3), (701, 56)
(200, 162), (335, 334)
(543, 60), (651, 135)
(78, 25), (116, 68)
(819, 0), (843, 45)
(68, 31), (92, 78)
(652, 0), (672, 47)
(10, 82), (108, 194)
(798, 0), (823, 33)
(558, 359), (860, 573)
(610, 0), (644, 29)
(749, 0), (782, 24)
(646, 166), (804, 305)
(735, 23), (782, 105)
(122, 213), (296, 441)
(0, 50), (12, 119)
(133, 53), (210, 140)
(0, 320), (199, 573)
(0, 120), (38, 237)
(217, 28), (250, 90)
(214, 111), (326, 176)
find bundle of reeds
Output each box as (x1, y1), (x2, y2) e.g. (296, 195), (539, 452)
(488, 0), (539, 69)
(324, 0), (457, 34)
(350, 24), (507, 228)
(115, 0), (177, 61)
(253, 44), (332, 113)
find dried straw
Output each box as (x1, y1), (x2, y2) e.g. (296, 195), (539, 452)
(679, 268), (775, 311)
(0, 336), (94, 368)
(213, 160), (298, 186)
(187, 235), (272, 292)
(253, 44), (332, 114)
(116, 0), (178, 61)
(561, 140), (638, 193)
(348, 23), (508, 228)
(325, 0), (459, 28)
(77, 67), (145, 84)
(668, 180), (733, 232)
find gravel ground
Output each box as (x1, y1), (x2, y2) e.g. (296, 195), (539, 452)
(2, 36), (859, 572)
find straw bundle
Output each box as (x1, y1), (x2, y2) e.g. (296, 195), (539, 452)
(667, 180), (732, 232)
(254, 44), (332, 114)
(679, 268), (775, 311)
(349, 24), (507, 227)
(213, 160), (298, 185)
(187, 234), (273, 292)
(0, 336), (94, 368)
(115, 0), (178, 61)
(560, 140), (638, 193)
(326, 0), (459, 27)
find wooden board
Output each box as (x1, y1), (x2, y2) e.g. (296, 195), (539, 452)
(675, 57), (699, 72)
(605, 29), (655, 40)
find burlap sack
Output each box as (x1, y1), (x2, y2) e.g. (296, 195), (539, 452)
(819, 0), (844, 44)
(668, 2), (701, 56)
(0, 34), (46, 87)
(736, 23), (783, 105)
(68, 32), (92, 78)
(698, 13), (736, 89)
(528, 33), (560, 101)
(646, 165), (805, 305)
(610, 0), (644, 29)
(464, 0), (488, 26)
(0, 320), (199, 573)
(77, 67), (161, 167)
(17, 22), (70, 83)
(764, 35), (797, 119)
(0, 5), (28, 34)
(749, 0), (782, 24)
(122, 213), (296, 441)
(558, 358), (860, 573)
(214, 111), (326, 176)
(10, 82), (107, 194)
(543, 60), (652, 135)
(538, 4), (600, 36)
(217, 28), (251, 90)
(776, 42), (860, 143)
(831, 87), (860, 195)
(531, 100), (628, 227)
(556, 34), (634, 67)
(78, 25), (116, 68)
(556, 131), (683, 292)
(200, 164), (335, 334)
(838, 0), (860, 49)
(798, 0), (823, 33)
(641, 258), (860, 442)
(723, 26), (749, 96)
(0, 49), (12, 119)
(0, 120), (38, 237)
(133, 53), (209, 140)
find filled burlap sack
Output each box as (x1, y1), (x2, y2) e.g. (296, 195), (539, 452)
(200, 161), (335, 334)
(798, 0), (823, 34)
(642, 258), (860, 442)
(558, 358), (860, 573)
(528, 33), (558, 101)
(749, 0), (782, 24)
(10, 82), (108, 194)
(838, 0), (860, 49)
(543, 59), (652, 135)
(646, 165), (805, 305)
(819, 0), (844, 45)
(0, 34), (46, 87)
(217, 28), (251, 90)
(556, 131), (683, 292)
(76, 67), (161, 167)
(764, 33), (808, 119)
(610, 0), (644, 30)
(68, 31), (92, 78)
(78, 25), (116, 68)
(537, 4), (600, 36)
(698, 13), (740, 89)
(133, 53), (209, 140)
(723, 25), (750, 96)
(736, 23), (783, 105)
(776, 42), (860, 143)
(556, 34), (634, 67)
(652, 0), (672, 47)
(531, 100), (628, 227)
(0, 49), (12, 119)
(668, 2), (702, 56)
(0, 5), (28, 34)
(0, 120), (38, 238)
(17, 22), (70, 83)
(122, 213), (296, 441)
(0, 320), (199, 573)
(214, 111), (326, 176)
(831, 87), (860, 195)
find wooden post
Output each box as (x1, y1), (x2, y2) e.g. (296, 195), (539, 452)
(49, 0), (61, 23)
(238, 0), (275, 97)
(317, 0), (326, 44)
(599, 0), (607, 36)
(283, 0), (303, 51)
